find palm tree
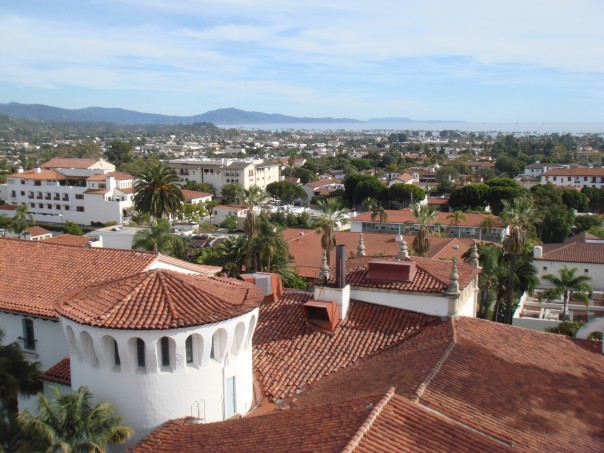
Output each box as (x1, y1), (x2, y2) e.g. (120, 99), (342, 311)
(132, 217), (175, 253)
(0, 329), (40, 450)
(18, 386), (133, 452)
(313, 198), (349, 265)
(240, 185), (270, 239)
(411, 203), (438, 257)
(500, 194), (539, 324)
(10, 204), (35, 238)
(133, 162), (184, 219)
(446, 210), (467, 238)
(480, 214), (494, 239)
(540, 266), (592, 321)
(363, 197), (388, 224)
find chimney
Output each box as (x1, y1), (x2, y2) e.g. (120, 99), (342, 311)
(533, 245), (543, 259)
(17, 166), (24, 173)
(335, 244), (346, 289)
(34, 167), (41, 173)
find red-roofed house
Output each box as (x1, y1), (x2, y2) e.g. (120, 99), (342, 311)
(540, 166), (604, 189)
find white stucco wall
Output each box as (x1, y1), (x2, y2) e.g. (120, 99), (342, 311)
(535, 260), (604, 291)
(60, 308), (258, 441)
(457, 288), (477, 318)
(350, 288), (450, 317)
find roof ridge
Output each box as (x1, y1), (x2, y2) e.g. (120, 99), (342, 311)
(411, 319), (457, 402)
(158, 270), (180, 325)
(343, 387), (396, 453)
(412, 259), (449, 288)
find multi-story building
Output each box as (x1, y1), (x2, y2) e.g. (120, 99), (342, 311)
(168, 158), (280, 197)
(2, 158), (134, 225)
(540, 167), (604, 189)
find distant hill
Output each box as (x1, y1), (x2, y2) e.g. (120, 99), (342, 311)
(0, 103), (361, 125)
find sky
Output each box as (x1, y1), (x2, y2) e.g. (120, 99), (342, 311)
(1, 0), (603, 122)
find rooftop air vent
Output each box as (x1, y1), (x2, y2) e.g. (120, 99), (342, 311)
(303, 300), (339, 332)
(366, 260), (417, 283)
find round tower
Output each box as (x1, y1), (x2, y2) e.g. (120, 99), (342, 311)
(54, 269), (263, 437)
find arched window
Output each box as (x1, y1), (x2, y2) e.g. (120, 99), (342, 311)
(65, 325), (79, 359)
(113, 339), (121, 367)
(247, 315), (257, 349)
(185, 336), (193, 364)
(231, 322), (246, 356)
(211, 329), (227, 363)
(136, 338), (146, 368)
(80, 331), (98, 368)
(161, 337), (170, 368)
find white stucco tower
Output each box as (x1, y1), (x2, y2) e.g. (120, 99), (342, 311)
(54, 269), (263, 439)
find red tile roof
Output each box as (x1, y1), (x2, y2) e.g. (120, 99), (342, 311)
(343, 256), (480, 293)
(0, 238), (216, 319)
(42, 158), (104, 169)
(86, 172), (132, 182)
(39, 356), (71, 386)
(542, 167), (604, 177)
(24, 226), (51, 237)
(8, 169), (66, 180)
(539, 232), (604, 264)
(352, 208), (505, 228)
(84, 189), (110, 195)
(284, 228), (487, 279)
(130, 389), (510, 453)
(304, 178), (338, 188)
(181, 189), (212, 201)
(155, 254), (221, 276)
(253, 291), (439, 402)
(0, 203), (18, 211)
(55, 269), (263, 330)
(41, 234), (92, 247)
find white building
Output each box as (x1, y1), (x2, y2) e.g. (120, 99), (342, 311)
(168, 158), (280, 197)
(2, 158), (134, 225)
(540, 167), (604, 189)
(55, 269), (262, 438)
(210, 205), (248, 228)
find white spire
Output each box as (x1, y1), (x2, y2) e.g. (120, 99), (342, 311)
(357, 233), (366, 257)
(319, 250), (330, 283)
(397, 236), (409, 260)
(469, 241), (480, 268)
(446, 258), (459, 293)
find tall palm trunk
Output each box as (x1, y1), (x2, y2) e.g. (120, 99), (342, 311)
(505, 253), (516, 324)
(562, 289), (569, 321)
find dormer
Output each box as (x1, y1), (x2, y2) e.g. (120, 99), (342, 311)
(303, 300), (339, 332)
(366, 260), (417, 283)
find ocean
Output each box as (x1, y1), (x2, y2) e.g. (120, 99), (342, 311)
(217, 122), (604, 135)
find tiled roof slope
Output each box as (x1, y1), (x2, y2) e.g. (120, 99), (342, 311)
(343, 256), (480, 293)
(55, 269), (263, 330)
(25, 226), (51, 237)
(253, 291), (439, 402)
(352, 208), (505, 228)
(284, 228), (489, 279)
(542, 167), (604, 176)
(131, 389), (509, 453)
(539, 233), (604, 264)
(8, 169), (66, 180)
(41, 234), (92, 247)
(0, 238), (158, 318)
(39, 356), (71, 386)
(154, 254), (221, 276)
(42, 158), (102, 169)
(420, 318), (604, 452)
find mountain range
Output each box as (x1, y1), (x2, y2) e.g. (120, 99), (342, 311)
(0, 102), (450, 126)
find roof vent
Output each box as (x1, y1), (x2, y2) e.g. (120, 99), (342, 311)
(367, 260), (417, 283)
(303, 300), (339, 332)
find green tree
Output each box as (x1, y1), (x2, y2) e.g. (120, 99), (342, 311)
(353, 178), (387, 204)
(104, 141), (133, 168)
(411, 203), (438, 257)
(446, 210), (467, 238)
(265, 181), (307, 204)
(133, 162), (184, 219)
(540, 204), (573, 243)
(132, 218), (175, 253)
(574, 215), (601, 233)
(362, 197), (388, 223)
(10, 204), (35, 238)
(64, 221), (83, 236)
(221, 215), (238, 230)
(220, 183), (241, 205)
(0, 329), (40, 450)
(500, 194), (539, 324)
(313, 198), (350, 265)
(387, 184), (425, 208)
(18, 386), (133, 452)
(240, 186), (269, 238)
(561, 189), (589, 213)
(540, 266), (592, 321)
(343, 173), (375, 206)
(449, 184), (489, 211)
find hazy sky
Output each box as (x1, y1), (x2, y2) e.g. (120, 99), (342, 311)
(1, 0), (603, 122)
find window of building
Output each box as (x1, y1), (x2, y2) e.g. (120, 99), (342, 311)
(55, 204), (61, 210)
(136, 338), (145, 367)
(76, 194), (84, 200)
(21, 319), (35, 350)
(114, 339), (121, 366)
(11, 191), (16, 197)
(585, 269), (589, 273)
(77, 206), (85, 212)
(30, 203), (35, 208)
(38, 203), (43, 209)
(21, 180), (25, 185)
(543, 266), (547, 271)
(20, 191), (25, 196)
(161, 337), (170, 367)
(47, 204), (52, 209)
(185, 336), (193, 364)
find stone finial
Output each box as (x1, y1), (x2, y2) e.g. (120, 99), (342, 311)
(447, 258), (459, 293)
(469, 240), (479, 268)
(319, 250), (330, 283)
(397, 236), (409, 260)
(357, 233), (366, 257)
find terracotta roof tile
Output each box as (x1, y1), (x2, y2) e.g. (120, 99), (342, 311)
(42, 158), (103, 169)
(41, 234), (92, 247)
(542, 167), (604, 176)
(539, 233), (604, 264)
(24, 226), (51, 237)
(8, 169), (66, 180)
(181, 189), (212, 201)
(55, 269), (263, 330)
(343, 257), (480, 293)
(0, 203), (18, 211)
(39, 356), (71, 386)
(155, 254), (221, 276)
(304, 178), (338, 188)
(352, 208), (505, 228)
(419, 318), (604, 452)
(253, 291), (439, 402)
(84, 188), (110, 195)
